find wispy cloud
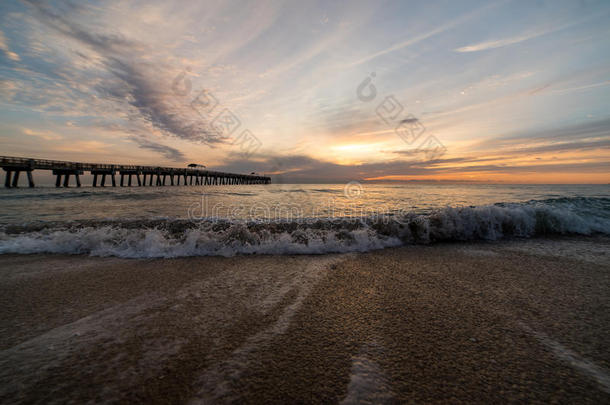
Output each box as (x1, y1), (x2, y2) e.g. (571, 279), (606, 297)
(0, 28), (19, 61)
(128, 136), (186, 161)
(22, 128), (63, 141)
(474, 117), (610, 147)
(454, 15), (597, 53)
(20, 0), (225, 153)
(214, 149), (610, 183)
(454, 32), (541, 53)
(346, 2), (504, 67)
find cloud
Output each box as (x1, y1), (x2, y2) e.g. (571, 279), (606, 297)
(392, 138), (610, 169)
(475, 117), (610, 148)
(217, 117), (610, 181)
(19, 0), (225, 157)
(454, 17), (593, 53)
(454, 33), (539, 53)
(22, 128), (63, 141)
(345, 2), (503, 67)
(22, 0), (137, 54)
(212, 152), (447, 183)
(0, 28), (20, 61)
(439, 161), (610, 174)
(211, 149), (610, 183)
(550, 80), (610, 95)
(56, 140), (110, 153)
(128, 136), (186, 161)
(103, 58), (225, 145)
(508, 139), (610, 155)
(399, 117), (419, 125)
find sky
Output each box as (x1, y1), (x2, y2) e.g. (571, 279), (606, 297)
(0, 0), (609, 183)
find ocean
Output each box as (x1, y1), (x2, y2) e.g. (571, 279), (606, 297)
(0, 183), (608, 257)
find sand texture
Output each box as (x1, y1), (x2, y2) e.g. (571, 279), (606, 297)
(0, 236), (609, 404)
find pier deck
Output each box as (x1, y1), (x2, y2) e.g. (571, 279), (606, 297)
(0, 156), (270, 188)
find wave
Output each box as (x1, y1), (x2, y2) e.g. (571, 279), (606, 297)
(0, 198), (608, 258)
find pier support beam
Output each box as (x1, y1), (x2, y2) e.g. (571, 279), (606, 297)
(4, 170), (11, 188)
(27, 171), (34, 187)
(2, 168), (34, 188)
(118, 171), (140, 187)
(11, 171), (20, 187)
(91, 170), (115, 187)
(53, 170), (82, 187)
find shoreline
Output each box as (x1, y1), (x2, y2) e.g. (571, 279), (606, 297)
(1, 236), (609, 403)
(0, 233), (608, 259)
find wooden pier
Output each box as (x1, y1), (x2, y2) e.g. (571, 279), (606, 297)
(1, 156), (271, 188)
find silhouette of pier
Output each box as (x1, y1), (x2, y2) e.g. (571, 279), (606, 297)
(1, 156), (271, 188)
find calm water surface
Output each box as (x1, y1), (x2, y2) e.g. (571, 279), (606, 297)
(0, 183), (608, 223)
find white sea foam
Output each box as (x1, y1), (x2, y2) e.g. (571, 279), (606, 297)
(0, 199), (608, 258)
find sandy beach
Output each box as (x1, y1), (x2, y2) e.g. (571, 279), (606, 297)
(0, 236), (608, 404)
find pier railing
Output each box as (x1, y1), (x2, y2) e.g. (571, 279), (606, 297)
(0, 156), (271, 188)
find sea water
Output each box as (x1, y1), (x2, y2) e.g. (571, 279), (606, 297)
(0, 183), (608, 257)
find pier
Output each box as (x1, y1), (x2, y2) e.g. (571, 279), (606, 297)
(1, 156), (271, 188)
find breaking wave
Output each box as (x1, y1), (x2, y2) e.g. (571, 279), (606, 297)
(0, 198), (608, 258)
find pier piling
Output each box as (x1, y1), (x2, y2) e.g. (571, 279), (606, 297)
(4, 170), (11, 188)
(26, 171), (34, 187)
(11, 171), (19, 188)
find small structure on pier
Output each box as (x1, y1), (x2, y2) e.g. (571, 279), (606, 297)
(1, 156), (271, 188)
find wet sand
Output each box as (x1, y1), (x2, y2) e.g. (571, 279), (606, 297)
(0, 236), (609, 404)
